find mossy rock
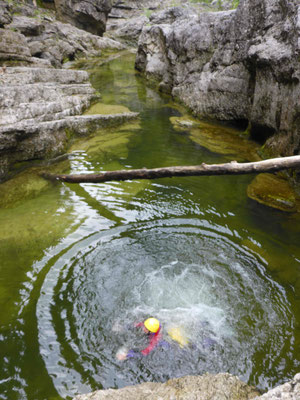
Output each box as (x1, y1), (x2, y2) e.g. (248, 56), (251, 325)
(84, 102), (131, 116)
(247, 173), (300, 212)
(170, 115), (261, 162)
(170, 115), (200, 130)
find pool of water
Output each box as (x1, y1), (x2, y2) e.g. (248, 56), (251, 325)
(0, 52), (300, 400)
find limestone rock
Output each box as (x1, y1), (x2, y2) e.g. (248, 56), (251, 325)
(0, 5), (130, 181)
(0, 28), (32, 64)
(135, 0), (300, 156)
(149, 7), (196, 25)
(73, 373), (260, 400)
(54, 0), (112, 36)
(8, 15), (46, 36)
(6, 15), (124, 68)
(0, 66), (138, 181)
(255, 373), (300, 399)
(0, 0), (12, 27)
(107, 15), (149, 45)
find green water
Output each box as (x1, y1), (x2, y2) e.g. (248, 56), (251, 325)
(0, 52), (300, 399)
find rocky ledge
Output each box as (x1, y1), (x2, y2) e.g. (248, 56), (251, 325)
(135, 0), (300, 157)
(73, 373), (260, 400)
(73, 373), (300, 400)
(0, 2), (137, 182)
(0, 63), (138, 181)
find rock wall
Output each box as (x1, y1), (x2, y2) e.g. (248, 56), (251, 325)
(54, 0), (112, 36)
(135, 0), (300, 156)
(0, 2), (136, 182)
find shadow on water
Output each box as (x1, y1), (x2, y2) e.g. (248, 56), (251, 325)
(0, 52), (300, 399)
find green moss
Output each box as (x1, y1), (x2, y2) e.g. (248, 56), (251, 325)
(143, 8), (153, 18)
(69, 120), (141, 159)
(247, 173), (300, 213)
(170, 115), (261, 162)
(84, 102), (131, 116)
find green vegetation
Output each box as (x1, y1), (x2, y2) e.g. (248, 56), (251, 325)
(231, 0), (240, 8)
(189, 0), (240, 9)
(143, 8), (153, 18)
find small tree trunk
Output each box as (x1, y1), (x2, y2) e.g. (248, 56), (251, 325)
(41, 156), (300, 184)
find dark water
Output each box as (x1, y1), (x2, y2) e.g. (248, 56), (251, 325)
(0, 52), (300, 399)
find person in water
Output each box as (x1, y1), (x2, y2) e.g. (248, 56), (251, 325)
(116, 317), (163, 360)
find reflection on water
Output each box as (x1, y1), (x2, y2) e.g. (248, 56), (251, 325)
(0, 52), (300, 400)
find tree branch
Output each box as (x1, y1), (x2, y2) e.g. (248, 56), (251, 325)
(41, 155), (300, 184)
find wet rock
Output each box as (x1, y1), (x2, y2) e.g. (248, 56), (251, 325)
(247, 173), (300, 213)
(54, 0), (112, 36)
(170, 115), (260, 162)
(135, 0), (300, 156)
(0, 66), (138, 181)
(73, 373), (260, 399)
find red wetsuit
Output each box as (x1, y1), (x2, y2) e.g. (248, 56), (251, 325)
(135, 322), (162, 356)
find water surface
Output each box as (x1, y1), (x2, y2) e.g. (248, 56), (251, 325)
(0, 52), (300, 400)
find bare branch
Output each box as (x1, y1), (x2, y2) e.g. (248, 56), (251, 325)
(41, 156), (300, 184)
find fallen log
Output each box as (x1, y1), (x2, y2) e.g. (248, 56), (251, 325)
(41, 155), (300, 184)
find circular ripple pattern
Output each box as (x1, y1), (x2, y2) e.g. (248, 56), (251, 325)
(37, 219), (293, 398)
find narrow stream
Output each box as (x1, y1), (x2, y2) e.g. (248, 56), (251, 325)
(0, 52), (300, 400)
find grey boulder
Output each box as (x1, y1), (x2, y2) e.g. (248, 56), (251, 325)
(55, 0), (112, 36)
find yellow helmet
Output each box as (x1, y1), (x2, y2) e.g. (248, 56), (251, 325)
(144, 317), (160, 333)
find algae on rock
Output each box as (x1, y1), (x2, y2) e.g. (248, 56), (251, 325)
(247, 173), (300, 213)
(170, 115), (261, 162)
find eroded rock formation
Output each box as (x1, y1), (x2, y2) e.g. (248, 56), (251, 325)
(54, 0), (112, 36)
(135, 0), (300, 156)
(0, 3), (136, 182)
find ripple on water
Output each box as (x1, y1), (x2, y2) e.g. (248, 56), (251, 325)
(36, 219), (293, 397)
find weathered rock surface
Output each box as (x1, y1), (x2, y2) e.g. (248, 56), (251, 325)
(72, 373), (300, 400)
(0, 0), (12, 27)
(0, 3), (135, 182)
(54, 0), (112, 36)
(0, 28), (50, 67)
(73, 373), (260, 400)
(106, 15), (149, 45)
(256, 373), (300, 399)
(135, 0), (300, 156)
(5, 13), (123, 68)
(0, 66), (138, 181)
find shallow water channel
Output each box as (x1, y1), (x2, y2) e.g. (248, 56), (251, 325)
(1, 52), (300, 399)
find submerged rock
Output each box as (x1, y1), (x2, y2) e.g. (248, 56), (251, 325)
(170, 115), (260, 162)
(73, 373), (260, 399)
(247, 173), (300, 213)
